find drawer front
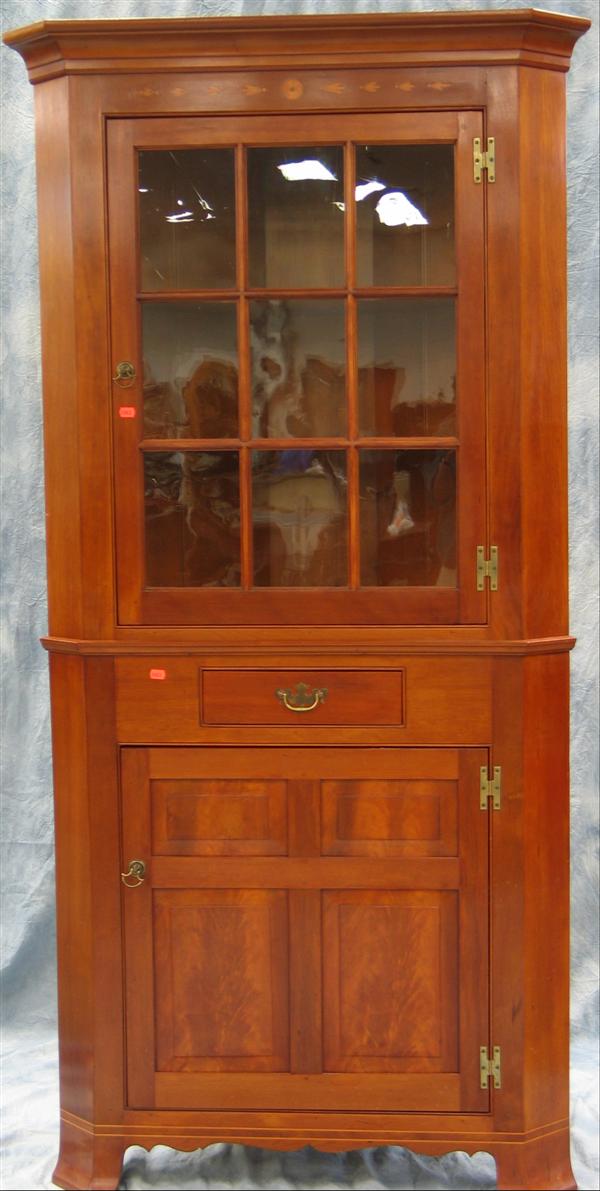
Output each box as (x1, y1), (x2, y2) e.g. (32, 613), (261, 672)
(201, 670), (404, 726)
(114, 657), (492, 744)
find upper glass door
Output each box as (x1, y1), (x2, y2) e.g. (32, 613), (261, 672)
(108, 112), (486, 626)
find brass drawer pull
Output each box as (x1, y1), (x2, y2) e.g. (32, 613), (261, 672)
(121, 859), (146, 888)
(275, 682), (328, 713)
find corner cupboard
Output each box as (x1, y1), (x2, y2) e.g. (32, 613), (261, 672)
(4, 9), (589, 1189)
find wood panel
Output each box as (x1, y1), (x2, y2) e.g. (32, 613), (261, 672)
(147, 746), (459, 781)
(111, 111), (462, 153)
(154, 889), (289, 1073)
(321, 778), (457, 856)
(288, 780), (320, 857)
(455, 110), (486, 624)
(521, 654), (572, 1130)
(34, 79), (83, 638)
(138, 581), (460, 633)
(289, 890), (322, 1074)
(116, 658), (201, 740)
(35, 67), (490, 116)
(118, 1106), (566, 1134)
(49, 654), (93, 1119)
(486, 66), (522, 640)
(490, 655), (525, 1130)
(151, 779), (288, 856)
(34, 75), (115, 640)
(84, 658), (125, 1119)
(457, 748), (490, 1110)
(323, 890), (458, 1073)
(154, 1071), (462, 1113)
(121, 748), (155, 1108)
(150, 856), (460, 891)
(519, 69), (569, 639)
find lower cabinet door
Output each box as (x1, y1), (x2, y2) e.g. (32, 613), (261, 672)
(121, 746), (490, 1114)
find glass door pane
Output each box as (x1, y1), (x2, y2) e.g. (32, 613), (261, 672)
(252, 450), (348, 587)
(109, 111), (485, 625)
(142, 302), (239, 439)
(139, 149), (236, 291)
(359, 449), (456, 587)
(355, 145), (455, 287)
(357, 299), (456, 437)
(250, 300), (346, 438)
(144, 452), (241, 587)
(247, 146), (345, 288)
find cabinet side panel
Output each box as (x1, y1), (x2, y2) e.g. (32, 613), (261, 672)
(49, 653), (93, 1118)
(50, 655), (124, 1123)
(34, 80), (83, 638)
(519, 69), (569, 637)
(486, 67), (522, 639)
(522, 653), (571, 1129)
(68, 78), (115, 640)
(84, 658), (124, 1118)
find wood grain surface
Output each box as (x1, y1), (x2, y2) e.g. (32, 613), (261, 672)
(2, 9), (588, 1189)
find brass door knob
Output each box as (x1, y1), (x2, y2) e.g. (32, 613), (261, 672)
(121, 859), (146, 888)
(112, 360), (136, 387)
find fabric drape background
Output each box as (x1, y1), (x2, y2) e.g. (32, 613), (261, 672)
(1, 1), (597, 1188)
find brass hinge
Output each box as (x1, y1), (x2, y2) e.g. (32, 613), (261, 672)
(480, 1045), (502, 1089)
(480, 765), (502, 811)
(477, 545), (498, 591)
(473, 136), (496, 183)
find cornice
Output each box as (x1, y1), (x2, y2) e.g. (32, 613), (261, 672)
(3, 10), (591, 84)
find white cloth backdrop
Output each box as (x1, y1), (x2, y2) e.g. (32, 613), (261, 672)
(1, 1), (598, 1188)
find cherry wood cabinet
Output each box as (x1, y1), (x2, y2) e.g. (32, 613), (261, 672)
(4, 10), (589, 1190)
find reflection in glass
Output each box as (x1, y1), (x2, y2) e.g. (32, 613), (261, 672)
(144, 452), (240, 587)
(359, 450), (456, 587)
(356, 146), (455, 286)
(358, 299), (455, 436)
(250, 300), (346, 438)
(142, 304), (238, 438)
(253, 451), (347, 586)
(139, 150), (236, 291)
(247, 146), (345, 288)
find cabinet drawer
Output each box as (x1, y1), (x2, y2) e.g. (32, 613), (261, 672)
(201, 670), (404, 726)
(114, 657), (491, 744)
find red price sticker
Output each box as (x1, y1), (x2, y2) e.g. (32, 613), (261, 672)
(118, 406), (136, 419)
(149, 668), (167, 681)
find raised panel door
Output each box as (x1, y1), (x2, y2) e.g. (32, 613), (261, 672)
(121, 746), (489, 1113)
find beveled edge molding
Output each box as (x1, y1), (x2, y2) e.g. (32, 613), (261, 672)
(3, 10), (591, 83)
(60, 1104), (570, 1147)
(41, 636), (577, 657)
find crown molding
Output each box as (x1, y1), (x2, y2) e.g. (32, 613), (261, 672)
(3, 9), (591, 84)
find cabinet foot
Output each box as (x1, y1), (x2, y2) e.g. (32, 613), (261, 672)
(494, 1129), (576, 1190)
(52, 1118), (124, 1190)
